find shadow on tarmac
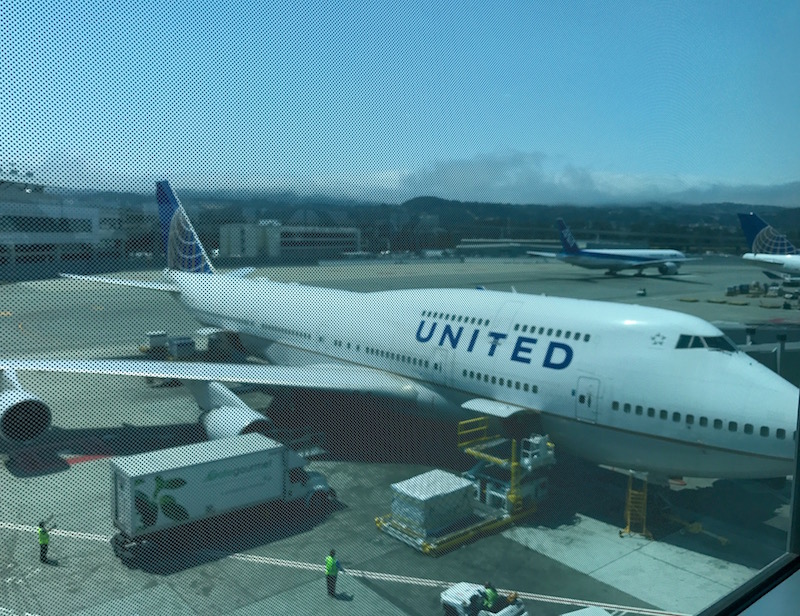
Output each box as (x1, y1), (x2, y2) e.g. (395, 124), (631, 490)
(2, 422), (206, 477)
(252, 389), (792, 571)
(524, 452), (789, 571)
(116, 500), (341, 575)
(3, 380), (788, 573)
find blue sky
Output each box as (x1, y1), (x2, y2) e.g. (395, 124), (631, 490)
(3, 1), (799, 204)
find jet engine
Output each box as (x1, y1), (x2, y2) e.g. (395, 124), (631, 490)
(0, 370), (52, 442)
(658, 262), (678, 275)
(184, 381), (274, 440)
(201, 405), (274, 440)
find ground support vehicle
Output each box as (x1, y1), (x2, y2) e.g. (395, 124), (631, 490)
(110, 433), (333, 564)
(440, 582), (528, 616)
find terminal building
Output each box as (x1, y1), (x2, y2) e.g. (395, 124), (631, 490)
(0, 180), (127, 279)
(219, 220), (361, 262)
(455, 238), (563, 258)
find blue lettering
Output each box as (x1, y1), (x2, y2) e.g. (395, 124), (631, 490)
(416, 320), (437, 343)
(543, 342), (573, 370)
(439, 324), (463, 349)
(511, 336), (537, 364)
(466, 329), (480, 352)
(487, 332), (507, 357)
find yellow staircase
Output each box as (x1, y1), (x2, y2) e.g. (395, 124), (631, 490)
(620, 473), (652, 539)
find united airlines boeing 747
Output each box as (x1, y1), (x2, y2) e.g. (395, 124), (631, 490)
(0, 182), (796, 480)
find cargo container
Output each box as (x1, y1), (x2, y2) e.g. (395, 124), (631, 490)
(109, 433), (333, 562)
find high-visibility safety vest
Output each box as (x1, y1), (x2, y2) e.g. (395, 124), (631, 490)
(37, 527), (49, 545)
(484, 587), (498, 608)
(325, 555), (338, 576)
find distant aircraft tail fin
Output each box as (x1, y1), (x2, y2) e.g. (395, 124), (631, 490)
(556, 218), (581, 255)
(156, 180), (215, 273)
(738, 212), (797, 255)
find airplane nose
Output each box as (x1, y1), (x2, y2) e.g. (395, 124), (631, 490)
(745, 365), (798, 426)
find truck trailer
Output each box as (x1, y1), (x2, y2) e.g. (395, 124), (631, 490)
(110, 433), (334, 563)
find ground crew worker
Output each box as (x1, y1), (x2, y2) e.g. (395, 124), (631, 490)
(483, 581), (499, 612)
(325, 549), (343, 597)
(37, 521), (52, 563)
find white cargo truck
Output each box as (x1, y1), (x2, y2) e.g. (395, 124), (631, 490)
(110, 433), (334, 562)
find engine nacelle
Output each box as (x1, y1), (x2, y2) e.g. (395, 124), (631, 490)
(0, 370), (52, 442)
(658, 262), (678, 275)
(185, 380), (275, 440)
(201, 405), (274, 440)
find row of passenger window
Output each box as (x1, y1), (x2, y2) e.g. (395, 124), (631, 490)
(421, 310), (490, 327)
(462, 369), (539, 393)
(319, 338), (439, 371)
(513, 323), (590, 342)
(260, 322), (312, 340)
(611, 401), (795, 440)
(364, 346), (432, 370)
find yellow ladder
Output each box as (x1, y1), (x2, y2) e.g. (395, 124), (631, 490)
(457, 416), (498, 448)
(620, 473), (652, 539)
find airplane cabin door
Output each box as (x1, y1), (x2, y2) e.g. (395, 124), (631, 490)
(490, 301), (523, 351)
(575, 377), (600, 423)
(433, 346), (452, 387)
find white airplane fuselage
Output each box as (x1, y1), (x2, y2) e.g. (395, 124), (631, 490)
(743, 252), (800, 273)
(172, 271), (798, 479)
(560, 249), (685, 273)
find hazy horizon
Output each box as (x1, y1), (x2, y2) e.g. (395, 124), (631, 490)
(4, 2), (799, 206)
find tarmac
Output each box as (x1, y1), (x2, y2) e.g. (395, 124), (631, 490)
(0, 256), (797, 616)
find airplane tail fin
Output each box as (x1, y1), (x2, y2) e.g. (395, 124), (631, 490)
(738, 212), (797, 255)
(156, 180), (215, 273)
(556, 218), (581, 255)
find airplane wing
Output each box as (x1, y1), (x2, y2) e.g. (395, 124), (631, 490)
(0, 358), (435, 405)
(59, 273), (180, 292)
(761, 269), (800, 282)
(222, 267), (256, 278)
(526, 251), (558, 258)
(0, 358), (533, 419)
(624, 257), (701, 269)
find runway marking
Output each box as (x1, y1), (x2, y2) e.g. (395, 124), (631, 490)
(0, 522), (110, 543)
(0, 523), (690, 616)
(224, 553), (690, 615)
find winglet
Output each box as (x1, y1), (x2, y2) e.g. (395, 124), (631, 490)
(156, 180), (215, 273)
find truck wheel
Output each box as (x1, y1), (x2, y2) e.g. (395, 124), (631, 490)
(110, 533), (126, 558)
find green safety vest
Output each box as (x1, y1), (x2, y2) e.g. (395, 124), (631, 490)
(37, 527), (49, 545)
(325, 556), (338, 576)
(484, 587), (498, 608)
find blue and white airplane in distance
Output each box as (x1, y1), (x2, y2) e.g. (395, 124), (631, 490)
(738, 212), (800, 279)
(528, 218), (691, 276)
(0, 182), (796, 480)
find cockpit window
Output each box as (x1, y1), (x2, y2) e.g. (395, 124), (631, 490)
(704, 336), (737, 352)
(675, 334), (737, 352)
